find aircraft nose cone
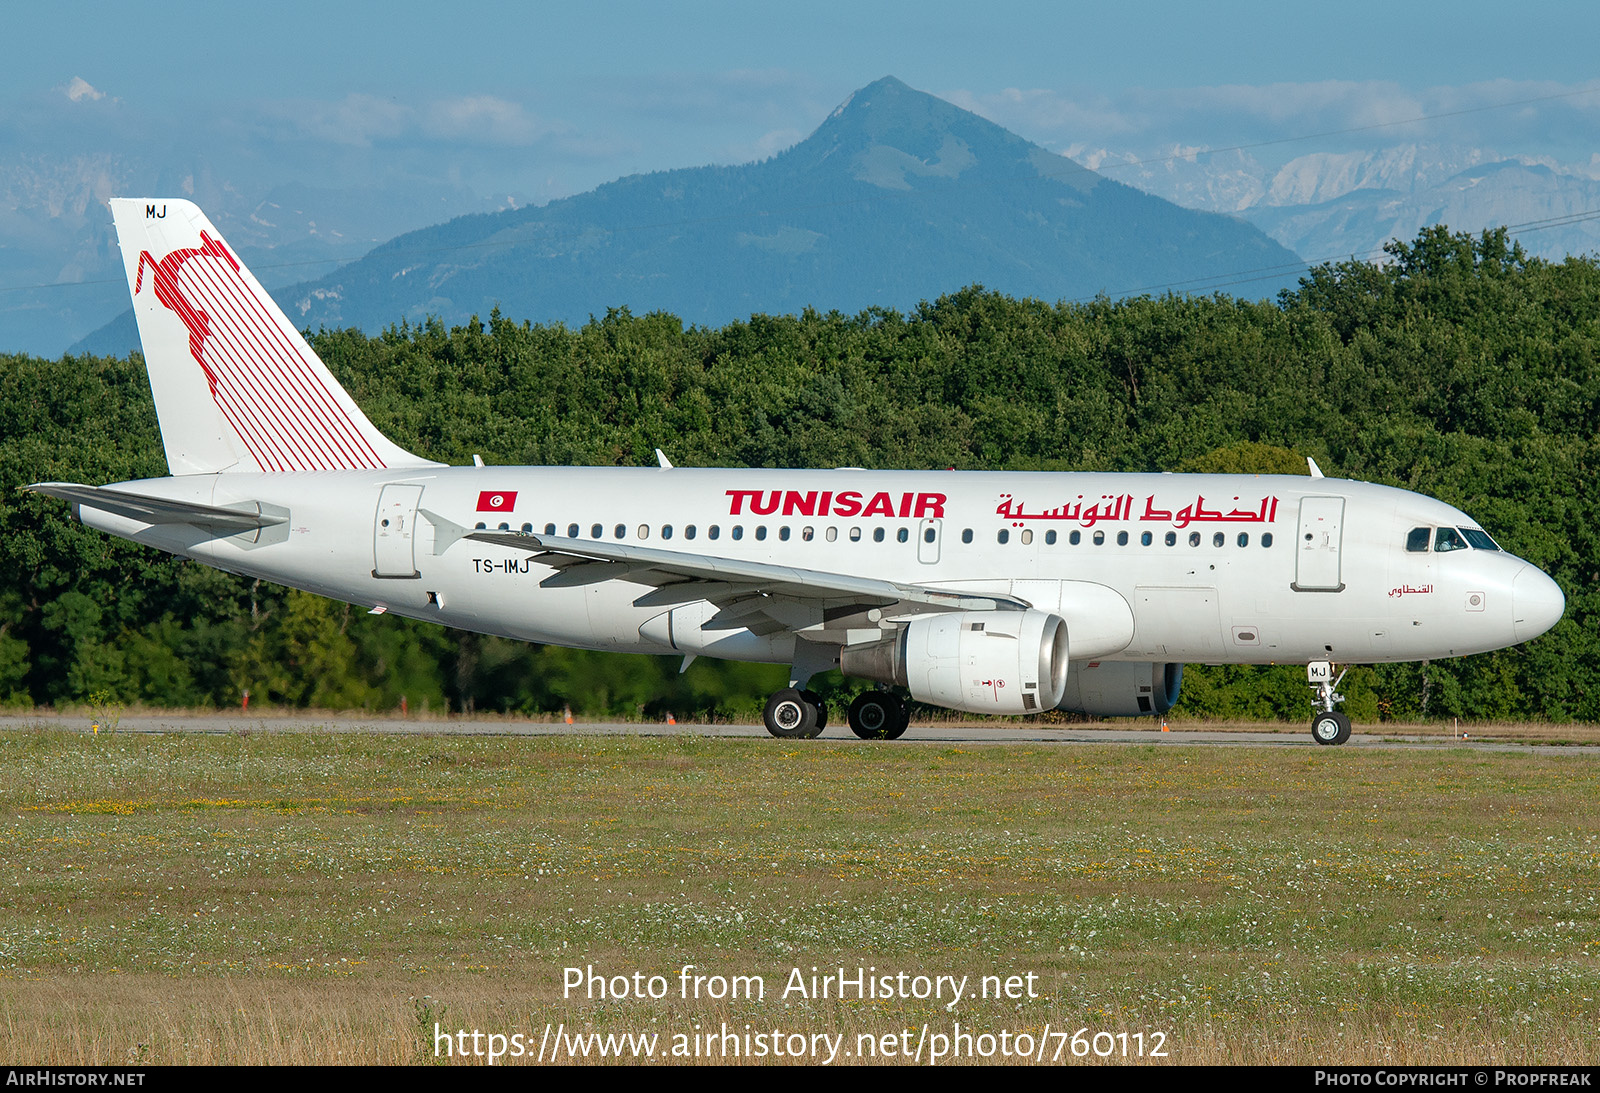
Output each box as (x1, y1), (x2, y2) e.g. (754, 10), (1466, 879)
(1513, 565), (1565, 643)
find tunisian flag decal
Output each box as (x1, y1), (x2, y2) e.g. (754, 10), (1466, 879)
(476, 491), (518, 512)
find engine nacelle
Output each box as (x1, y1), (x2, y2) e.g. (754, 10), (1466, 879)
(1056, 661), (1182, 717)
(841, 609), (1069, 715)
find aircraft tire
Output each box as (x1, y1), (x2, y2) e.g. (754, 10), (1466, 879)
(764, 689), (819, 739)
(890, 701), (910, 740)
(801, 689), (828, 735)
(848, 692), (904, 740)
(1311, 711), (1352, 746)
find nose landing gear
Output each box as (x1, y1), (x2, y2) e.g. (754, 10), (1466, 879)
(1308, 660), (1351, 745)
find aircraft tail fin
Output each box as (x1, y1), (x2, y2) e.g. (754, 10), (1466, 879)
(108, 198), (442, 475)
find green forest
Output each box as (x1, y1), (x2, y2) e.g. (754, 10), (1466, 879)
(2, 226), (1595, 722)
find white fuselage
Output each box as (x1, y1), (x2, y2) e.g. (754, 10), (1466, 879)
(81, 467), (1562, 671)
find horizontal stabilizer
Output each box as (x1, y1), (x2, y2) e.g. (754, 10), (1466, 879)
(24, 482), (284, 532)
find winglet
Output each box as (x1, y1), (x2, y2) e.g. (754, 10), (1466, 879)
(1307, 457), (1324, 478)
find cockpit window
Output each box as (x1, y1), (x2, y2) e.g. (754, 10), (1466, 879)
(1459, 527), (1500, 551)
(1405, 527), (1432, 553)
(1434, 527), (1468, 553)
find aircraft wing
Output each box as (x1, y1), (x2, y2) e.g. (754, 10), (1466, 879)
(23, 482), (285, 533)
(436, 516), (1028, 639)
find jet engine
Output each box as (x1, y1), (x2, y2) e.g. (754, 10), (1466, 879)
(840, 609), (1069, 715)
(1055, 660), (1182, 716)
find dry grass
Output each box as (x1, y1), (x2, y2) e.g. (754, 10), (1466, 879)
(2, 729), (1598, 1064)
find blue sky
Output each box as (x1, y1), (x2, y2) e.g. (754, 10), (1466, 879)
(12, 0), (1598, 204)
(5, 0), (1599, 356)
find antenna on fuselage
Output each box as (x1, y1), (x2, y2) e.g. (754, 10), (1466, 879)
(1307, 457), (1325, 478)
(656, 448), (674, 469)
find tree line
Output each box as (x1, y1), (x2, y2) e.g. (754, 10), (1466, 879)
(1, 226), (1593, 721)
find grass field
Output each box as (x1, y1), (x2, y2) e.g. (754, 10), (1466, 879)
(2, 727), (1598, 1065)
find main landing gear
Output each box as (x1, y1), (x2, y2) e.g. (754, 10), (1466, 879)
(1308, 660), (1352, 746)
(759, 688), (911, 740)
(846, 692), (909, 740)
(763, 688), (828, 739)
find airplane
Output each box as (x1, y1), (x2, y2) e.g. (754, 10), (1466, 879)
(25, 199), (1567, 745)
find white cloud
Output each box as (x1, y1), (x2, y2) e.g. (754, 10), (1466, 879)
(258, 92), (559, 149)
(423, 96), (551, 146)
(63, 77), (105, 103)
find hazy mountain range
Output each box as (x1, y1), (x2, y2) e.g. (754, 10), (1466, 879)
(74, 76), (1300, 355)
(1087, 142), (1600, 266)
(7, 76), (1598, 358)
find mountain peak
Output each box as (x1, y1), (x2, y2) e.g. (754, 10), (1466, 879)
(819, 75), (1002, 143)
(798, 76), (1058, 193)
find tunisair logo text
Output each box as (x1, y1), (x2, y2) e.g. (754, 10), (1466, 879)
(726, 490), (947, 519)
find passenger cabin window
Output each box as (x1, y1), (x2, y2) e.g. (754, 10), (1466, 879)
(1020, 529), (1033, 545)
(544, 523), (556, 536)
(1141, 531), (1153, 546)
(1069, 531), (1081, 546)
(1165, 531), (1177, 547)
(685, 525), (697, 540)
(1434, 527), (1468, 553)
(756, 527), (768, 541)
(1262, 533), (1274, 548)
(661, 525), (673, 539)
(873, 529), (885, 543)
(567, 523), (579, 538)
(1045, 530), (1057, 545)
(591, 523), (603, 539)
(1117, 531), (1129, 546)
(1406, 527), (1432, 553)
(997, 529), (1010, 544)
(897, 528), (909, 543)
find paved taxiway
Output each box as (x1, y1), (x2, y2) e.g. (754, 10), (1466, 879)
(1, 712), (1592, 755)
